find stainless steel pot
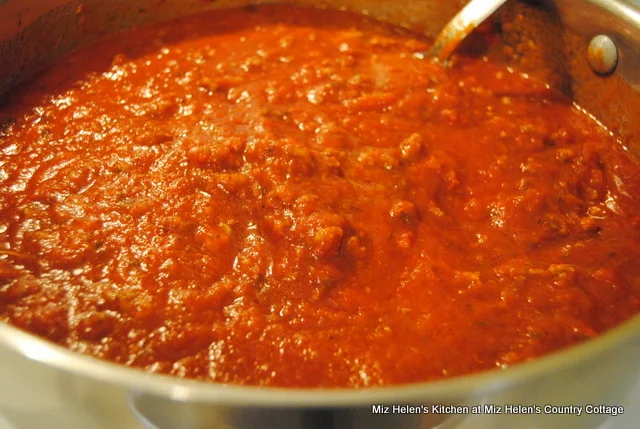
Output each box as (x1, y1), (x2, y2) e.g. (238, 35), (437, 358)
(1, 1), (639, 428)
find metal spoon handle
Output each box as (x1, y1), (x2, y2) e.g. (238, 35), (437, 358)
(430, 0), (508, 62)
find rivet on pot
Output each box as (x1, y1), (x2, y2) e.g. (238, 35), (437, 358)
(587, 35), (618, 76)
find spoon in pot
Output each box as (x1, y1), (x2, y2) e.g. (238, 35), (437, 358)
(428, 0), (508, 62)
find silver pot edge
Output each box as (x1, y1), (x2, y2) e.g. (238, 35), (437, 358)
(0, 311), (639, 406)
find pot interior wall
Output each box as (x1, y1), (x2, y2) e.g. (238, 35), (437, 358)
(2, 0), (640, 156)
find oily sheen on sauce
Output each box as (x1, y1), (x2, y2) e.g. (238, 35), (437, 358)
(0, 5), (639, 388)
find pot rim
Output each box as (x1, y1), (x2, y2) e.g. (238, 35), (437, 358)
(1, 0), (640, 408)
(1, 314), (638, 406)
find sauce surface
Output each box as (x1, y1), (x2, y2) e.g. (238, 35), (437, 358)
(1, 5), (640, 388)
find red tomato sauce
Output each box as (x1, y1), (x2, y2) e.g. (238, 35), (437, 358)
(1, 5), (640, 388)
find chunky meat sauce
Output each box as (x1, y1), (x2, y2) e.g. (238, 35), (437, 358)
(1, 6), (639, 387)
